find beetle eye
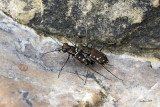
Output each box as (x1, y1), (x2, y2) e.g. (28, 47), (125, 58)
(62, 48), (67, 52)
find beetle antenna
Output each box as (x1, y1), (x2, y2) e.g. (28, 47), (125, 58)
(101, 65), (123, 81)
(41, 48), (61, 58)
(87, 65), (111, 80)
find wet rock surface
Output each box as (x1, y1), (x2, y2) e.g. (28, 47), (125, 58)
(0, 11), (160, 107)
(0, 0), (160, 59)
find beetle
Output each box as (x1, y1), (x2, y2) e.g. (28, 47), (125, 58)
(41, 42), (111, 81)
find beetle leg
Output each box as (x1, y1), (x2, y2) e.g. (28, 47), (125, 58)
(99, 45), (104, 51)
(58, 54), (70, 78)
(102, 65), (123, 81)
(87, 65), (111, 80)
(84, 67), (89, 85)
(73, 58), (84, 81)
(106, 64), (113, 66)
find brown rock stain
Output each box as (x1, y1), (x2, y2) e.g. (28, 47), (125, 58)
(18, 64), (28, 72)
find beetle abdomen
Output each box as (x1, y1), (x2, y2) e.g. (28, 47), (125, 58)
(90, 48), (109, 64)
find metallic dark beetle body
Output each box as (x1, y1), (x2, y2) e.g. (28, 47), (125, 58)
(61, 43), (76, 55)
(61, 43), (91, 65)
(75, 52), (90, 65)
(41, 42), (116, 81)
(78, 44), (109, 64)
(60, 43), (111, 80)
(90, 48), (109, 64)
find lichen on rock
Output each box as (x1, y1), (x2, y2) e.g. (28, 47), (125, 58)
(0, 0), (43, 24)
(1, 0), (160, 60)
(0, 11), (160, 106)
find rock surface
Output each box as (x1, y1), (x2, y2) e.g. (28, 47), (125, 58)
(0, 0), (160, 59)
(0, 0), (43, 24)
(0, 11), (160, 107)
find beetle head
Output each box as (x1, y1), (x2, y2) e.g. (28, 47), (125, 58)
(62, 43), (71, 53)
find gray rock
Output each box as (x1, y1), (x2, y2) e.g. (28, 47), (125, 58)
(0, 11), (160, 107)
(0, 0), (160, 59)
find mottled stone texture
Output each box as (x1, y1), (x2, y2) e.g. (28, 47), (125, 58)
(29, 0), (160, 59)
(0, 11), (160, 107)
(0, 0), (160, 59)
(0, 0), (43, 24)
(0, 0), (160, 106)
